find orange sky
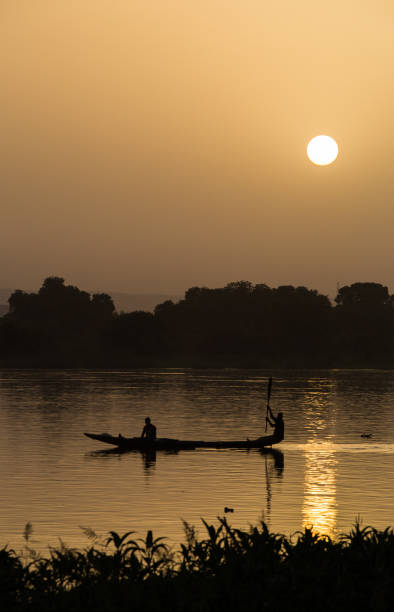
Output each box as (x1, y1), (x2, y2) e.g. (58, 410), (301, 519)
(1, 1), (394, 296)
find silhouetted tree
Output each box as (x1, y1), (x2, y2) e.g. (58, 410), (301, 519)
(154, 281), (333, 365)
(110, 311), (159, 356)
(91, 293), (116, 323)
(1, 278), (393, 367)
(0, 277), (115, 365)
(335, 282), (392, 308)
(334, 282), (394, 364)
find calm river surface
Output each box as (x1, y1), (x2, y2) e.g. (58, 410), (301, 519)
(1, 369), (394, 552)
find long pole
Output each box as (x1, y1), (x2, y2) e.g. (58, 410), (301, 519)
(265, 376), (273, 432)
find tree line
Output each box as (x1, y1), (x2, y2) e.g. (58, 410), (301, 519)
(0, 277), (393, 367)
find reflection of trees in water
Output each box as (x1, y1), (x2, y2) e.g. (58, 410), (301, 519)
(0, 370), (111, 410)
(334, 370), (394, 401)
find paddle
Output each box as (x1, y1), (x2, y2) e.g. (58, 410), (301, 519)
(265, 377), (273, 432)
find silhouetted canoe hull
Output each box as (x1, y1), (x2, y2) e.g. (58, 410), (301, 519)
(84, 432), (282, 450)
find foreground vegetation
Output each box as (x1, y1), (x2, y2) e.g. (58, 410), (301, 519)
(2, 519), (394, 611)
(1, 276), (394, 368)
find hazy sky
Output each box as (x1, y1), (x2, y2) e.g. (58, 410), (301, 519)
(1, 1), (394, 296)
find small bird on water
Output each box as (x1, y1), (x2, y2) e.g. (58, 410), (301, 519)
(361, 433), (372, 439)
(224, 507), (234, 513)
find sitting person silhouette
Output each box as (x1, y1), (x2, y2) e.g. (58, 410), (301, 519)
(265, 407), (284, 443)
(141, 417), (157, 441)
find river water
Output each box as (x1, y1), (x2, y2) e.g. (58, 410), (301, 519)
(1, 369), (394, 552)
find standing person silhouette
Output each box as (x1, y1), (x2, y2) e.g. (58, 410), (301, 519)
(141, 417), (157, 441)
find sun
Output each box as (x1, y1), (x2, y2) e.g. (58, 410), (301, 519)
(307, 135), (338, 166)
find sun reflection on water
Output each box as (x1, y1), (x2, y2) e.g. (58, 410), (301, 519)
(302, 385), (338, 538)
(303, 441), (337, 538)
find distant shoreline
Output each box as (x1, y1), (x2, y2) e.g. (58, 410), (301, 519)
(1, 359), (393, 370)
(2, 278), (393, 370)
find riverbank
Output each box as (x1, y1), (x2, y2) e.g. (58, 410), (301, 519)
(2, 278), (394, 371)
(3, 519), (393, 611)
(1, 354), (394, 368)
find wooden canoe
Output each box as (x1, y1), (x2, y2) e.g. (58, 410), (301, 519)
(84, 432), (282, 450)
